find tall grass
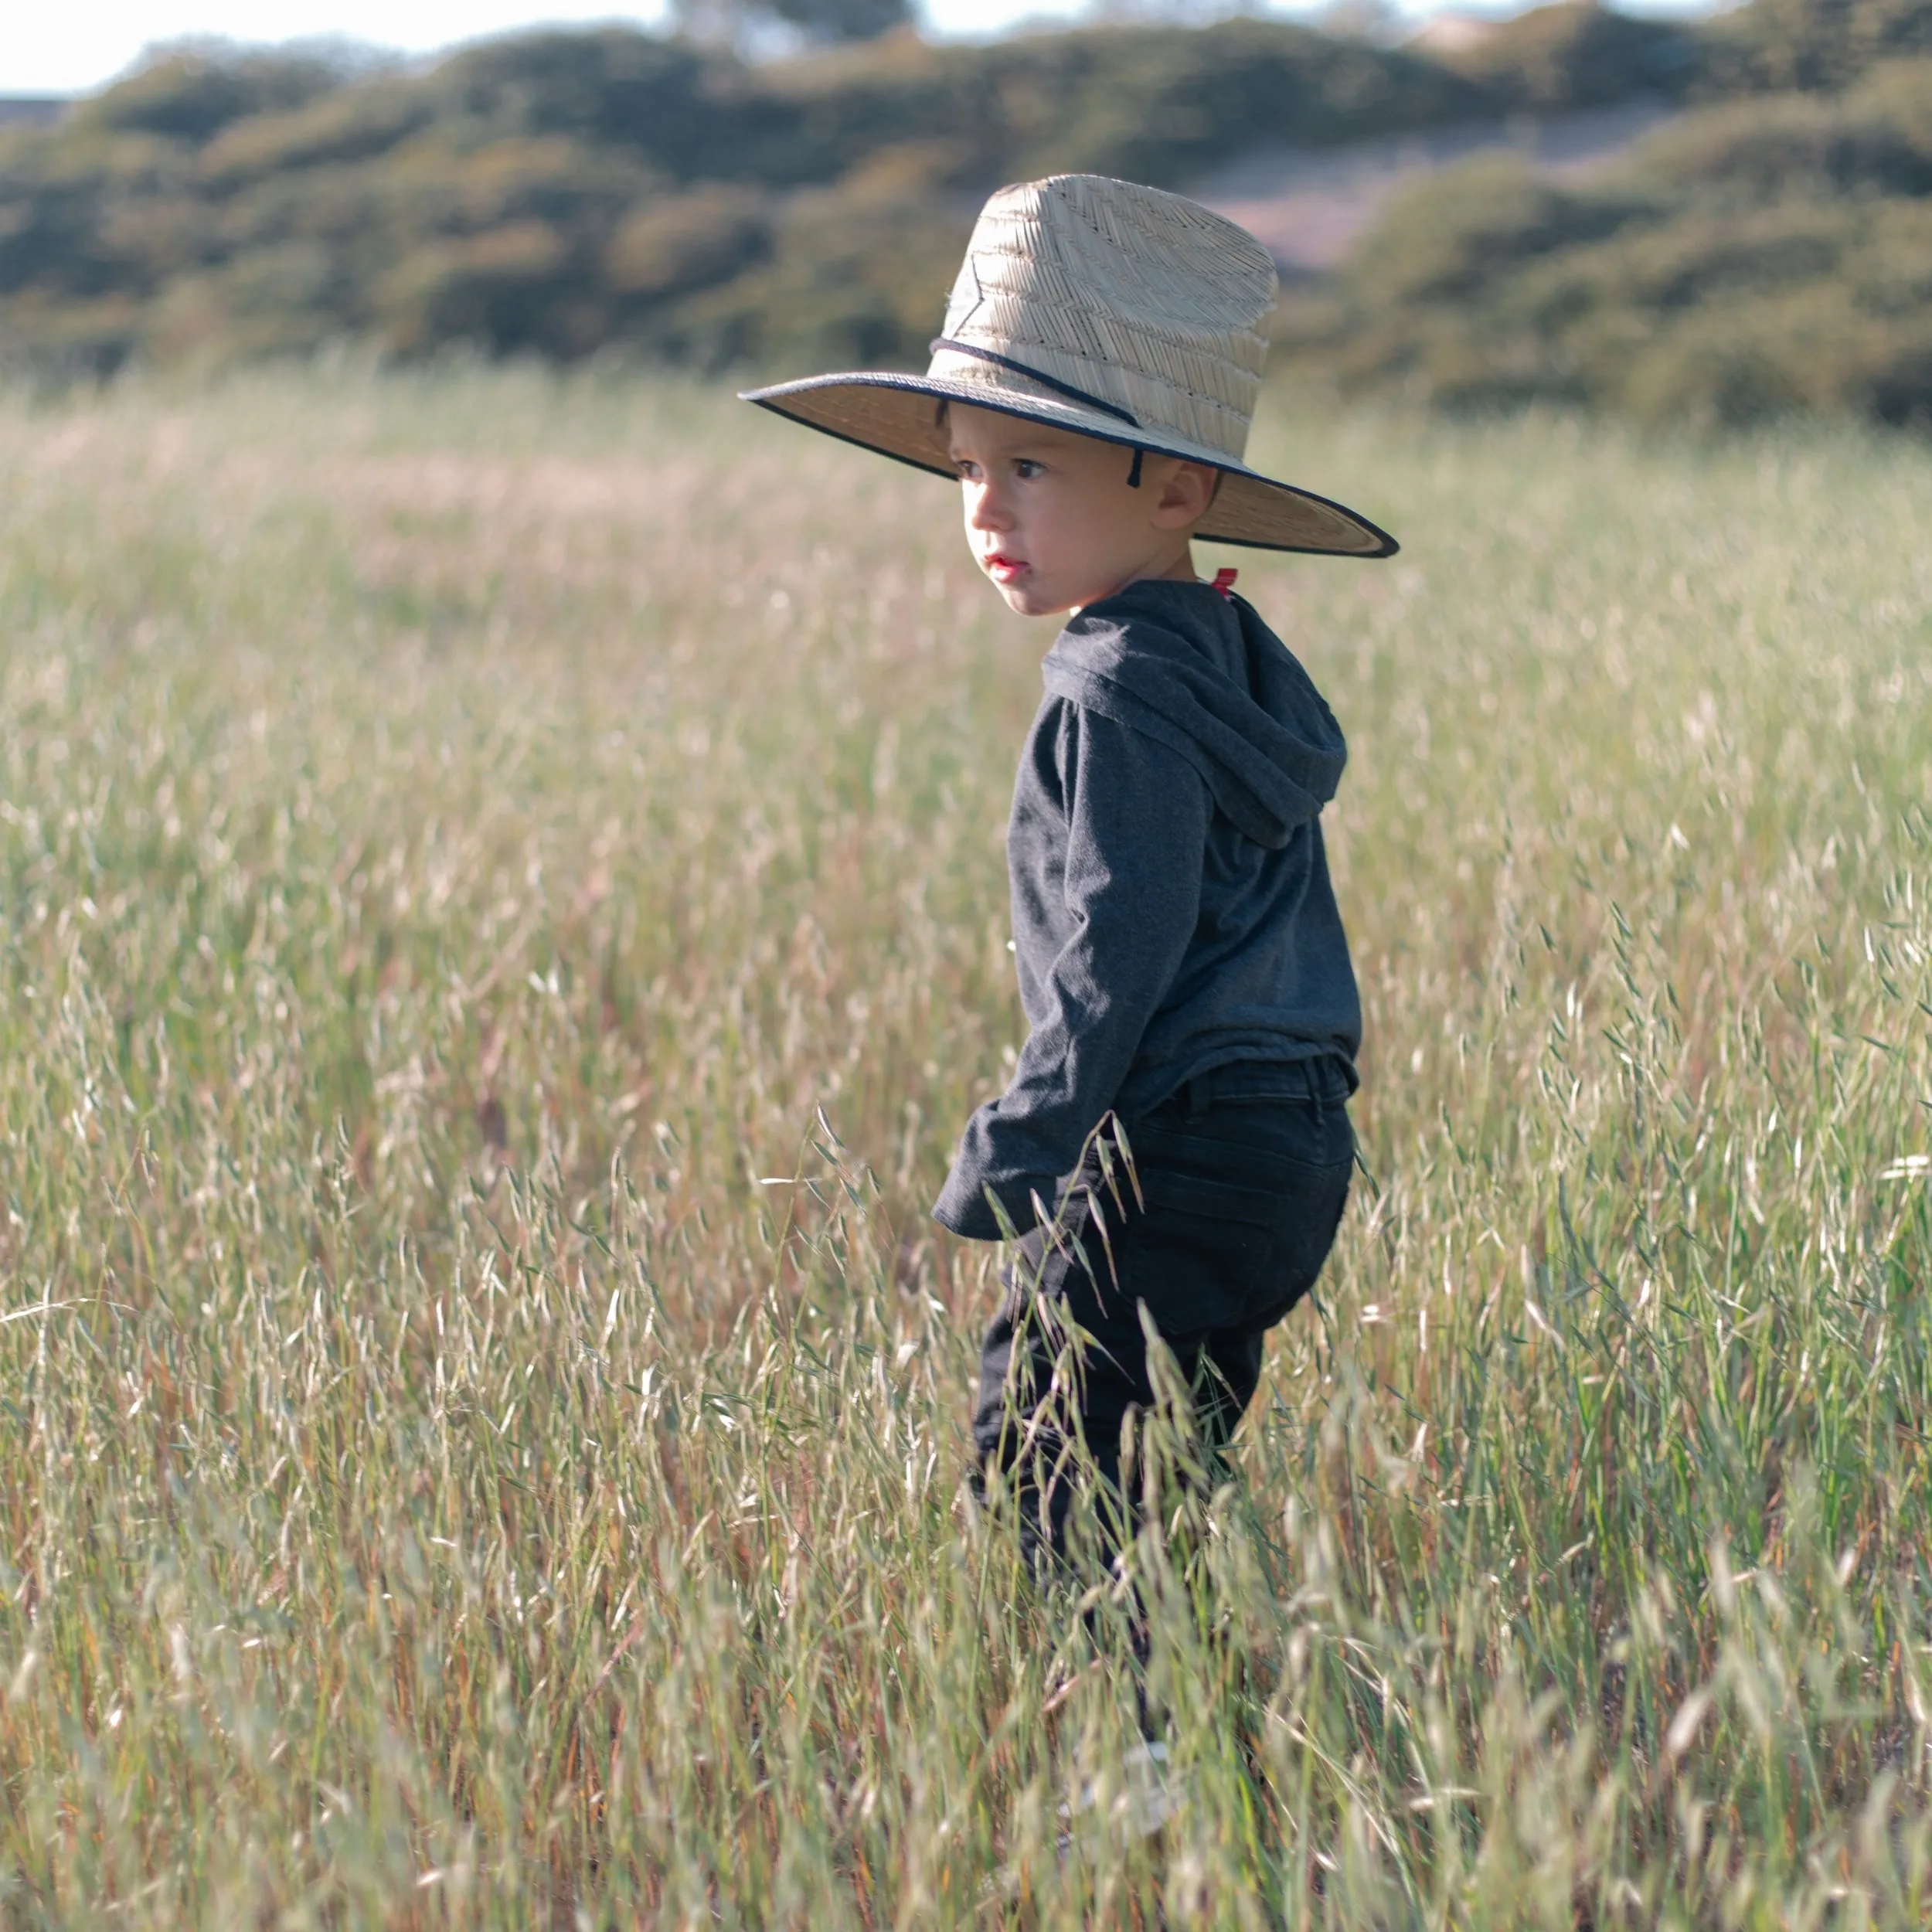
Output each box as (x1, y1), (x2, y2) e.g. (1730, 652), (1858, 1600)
(0, 366), (1927, 1926)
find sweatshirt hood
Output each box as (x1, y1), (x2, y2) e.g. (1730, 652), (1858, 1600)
(1040, 579), (1345, 849)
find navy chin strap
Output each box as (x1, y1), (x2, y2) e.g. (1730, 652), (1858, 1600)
(1126, 448), (1145, 488)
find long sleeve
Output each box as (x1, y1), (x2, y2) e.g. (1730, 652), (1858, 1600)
(933, 701), (1209, 1240)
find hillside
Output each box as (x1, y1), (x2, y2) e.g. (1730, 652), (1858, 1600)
(2, 0), (1926, 429)
(1285, 53), (1932, 427)
(0, 6), (1692, 376)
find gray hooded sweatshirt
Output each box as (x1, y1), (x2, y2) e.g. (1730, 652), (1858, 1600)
(932, 577), (1361, 1242)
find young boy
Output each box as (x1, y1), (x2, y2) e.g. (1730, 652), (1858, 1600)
(743, 173), (1395, 1582)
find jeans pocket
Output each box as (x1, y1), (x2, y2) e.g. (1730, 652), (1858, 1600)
(1105, 1148), (1354, 1338)
(1251, 1155), (1353, 1328)
(1111, 1171), (1285, 1335)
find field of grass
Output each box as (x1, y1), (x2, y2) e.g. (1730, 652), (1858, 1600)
(0, 366), (1927, 1927)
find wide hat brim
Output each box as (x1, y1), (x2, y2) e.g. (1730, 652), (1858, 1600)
(739, 369), (1397, 559)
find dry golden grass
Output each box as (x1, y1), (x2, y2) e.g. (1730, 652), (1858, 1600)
(0, 364), (1928, 1925)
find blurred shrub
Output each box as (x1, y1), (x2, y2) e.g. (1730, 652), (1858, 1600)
(648, 180), (969, 369)
(0, 15), (1509, 374)
(432, 30), (732, 169)
(1287, 56), (1932, 428)
(1428, 0), (1697, 107)
(71, 48), (341, 144)
(375, 220), (576, 356)
(1702, 0), (1932, 91)
(198, 83), (434, 183)
(605, 186), (770, 299)
(1345, 157), (1654, 304)
(1632, 78), (1932, 195)
(2, 0), (1926, 413)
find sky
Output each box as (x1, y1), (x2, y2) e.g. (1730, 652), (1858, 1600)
(2, 0), (1708, 96)
(14, 2), (1034, 93)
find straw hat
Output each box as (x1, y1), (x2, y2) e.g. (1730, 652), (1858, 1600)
(740, 172), (1396, 558)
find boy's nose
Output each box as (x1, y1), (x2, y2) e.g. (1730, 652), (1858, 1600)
(967, 484), (1012, 532)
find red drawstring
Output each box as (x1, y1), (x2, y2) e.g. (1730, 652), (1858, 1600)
(1212, 567), (1238, 599)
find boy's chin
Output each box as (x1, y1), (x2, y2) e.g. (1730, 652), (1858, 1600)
(994, 580), (1075, 619)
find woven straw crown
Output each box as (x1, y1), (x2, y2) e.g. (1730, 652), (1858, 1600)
(741, 174), (1396, 559)
(929, 174), (1273, 468)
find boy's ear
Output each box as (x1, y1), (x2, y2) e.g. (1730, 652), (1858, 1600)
(1150, 458), (1219, 528)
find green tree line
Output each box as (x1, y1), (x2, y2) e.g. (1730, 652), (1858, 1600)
(1, 0), (1927, 427)
(1287, 0), (1932, 427)
(0, 5), (1687, 375)
(1298, 60), (1932, 427)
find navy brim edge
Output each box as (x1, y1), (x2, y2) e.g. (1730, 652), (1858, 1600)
(739, 369), (1400, 561)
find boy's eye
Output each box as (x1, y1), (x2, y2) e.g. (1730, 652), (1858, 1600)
(1014, 458), (1045, 480)
(954, 458), (981, 481)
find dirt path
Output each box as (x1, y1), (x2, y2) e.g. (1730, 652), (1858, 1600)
(1192, 97), (1676, 273)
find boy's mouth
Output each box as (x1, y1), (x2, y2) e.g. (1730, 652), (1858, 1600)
(984, 553), (1028, 583)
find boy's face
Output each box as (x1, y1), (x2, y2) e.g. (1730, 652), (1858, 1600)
(945, 403), (1217, 617)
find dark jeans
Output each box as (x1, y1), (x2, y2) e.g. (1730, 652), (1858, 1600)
(971, 1058), (1355, 1579)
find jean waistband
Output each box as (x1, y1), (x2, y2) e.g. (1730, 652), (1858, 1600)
(1155, 1055), (1356, 1120)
